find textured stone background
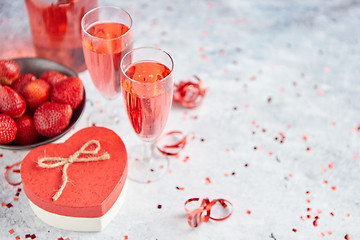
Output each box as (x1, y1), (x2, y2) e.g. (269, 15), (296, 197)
(1, 0), (360, 239)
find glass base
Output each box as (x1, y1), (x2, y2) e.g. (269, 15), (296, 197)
(87, 106), (121, 127)
(127, 144), (169, 183)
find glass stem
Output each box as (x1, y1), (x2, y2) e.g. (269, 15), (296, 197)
(142, 141), (154, 163)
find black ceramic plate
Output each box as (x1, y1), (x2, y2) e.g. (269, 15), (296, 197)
(0, 57), (86, 150)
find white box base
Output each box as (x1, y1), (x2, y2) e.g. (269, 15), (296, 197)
(28, 181), (128, 232)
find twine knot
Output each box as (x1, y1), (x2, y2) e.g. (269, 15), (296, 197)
(37, 140), (110, 201)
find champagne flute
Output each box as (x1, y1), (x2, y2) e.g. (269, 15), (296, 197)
(120, 47), (174, 183)
(81, 6), (133, 129)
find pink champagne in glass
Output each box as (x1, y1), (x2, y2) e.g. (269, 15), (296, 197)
(81, 6), (133, 128)
(123, 61), (173, 141)
(82, 22), (132, 98)
(121, 47), (174, 183)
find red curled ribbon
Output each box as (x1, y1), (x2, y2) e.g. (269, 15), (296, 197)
(156, 131), (191, 156)
(173, 75), (207, 109)
(5, 160), (22, 186)
(184, 198), (233, 228)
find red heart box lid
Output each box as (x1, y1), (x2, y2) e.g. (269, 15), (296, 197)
(21, 126), (128, 218)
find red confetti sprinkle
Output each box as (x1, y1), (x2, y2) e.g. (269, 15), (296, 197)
(320, 232), (325, 237)
(25, 234), (36, 239)
(292, 228), (297, 232)
(124, 236), (129, 240)
(9, 229), (15, 234)
(330, 212), (334, 216)
(6, 203), (13, 208)
(14, 197), (19, 201)
(313, 219), (318, 227)
(2, 202), (6, 207)
(182, 156), (190, 162)
(224, 173), (229, 177)
(205, 177), (211, 184)
(15, 236), (20, 240)
(225, 148), (231, 152)
(173, 75), (207, 109)
(346, 213), (351, 217)
(327, 230), (333, 235)
(157, 204), (162, 209)
(302, 135), (308, 141)
(156, 131), (190, 156)
(176, 186), (185, 190)
(331, 186), (337, 191)
(58, 238), (64, 240)
(345, 234), (351, 239)
(184, 198), (232, 228)
(328, 163), (334, 169)
(246, 210), (251, 215)
(306, 147), (312, 152)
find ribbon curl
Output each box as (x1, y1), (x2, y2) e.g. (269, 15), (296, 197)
(156, 131), (190, 156)
(173, 75), (207, 109)
(38, 140), (110, 201)
(5, 160), (22, 186)
(185, 198), (233, 228)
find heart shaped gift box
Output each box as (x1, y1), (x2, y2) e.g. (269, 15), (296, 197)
(20, 126), (128, 231)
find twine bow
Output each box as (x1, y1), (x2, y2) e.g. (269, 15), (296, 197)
(37, 140), (110, 201)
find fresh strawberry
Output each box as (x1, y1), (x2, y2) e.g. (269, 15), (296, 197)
(40, 71), (67, 86)
(14, 115), (42, 145)
(23, 79), (50, 109)
(33, 102), (72, 137)
(0, 85), (26, 118)
(0, 59), (20, 85)
(11, 73), (37, 95)
(0, 114), (17, 144)
(51, 76), (84, 109)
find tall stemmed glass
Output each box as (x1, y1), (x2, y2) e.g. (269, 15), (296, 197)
(81, 6), (133, 129)
(120, 47), (174, 183)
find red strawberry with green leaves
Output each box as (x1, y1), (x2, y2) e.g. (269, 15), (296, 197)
(14, 115), (41, 145)
(51, 76), (84, 109)
(40, 71), (67, 86)
(0, 85), (26, 118)
(0, 114), (17, 144)
(33, 102), (72, 137)
(23, 79), (50, 109)
(0, 59), (20, 85)
(11, 73), (37, 95)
